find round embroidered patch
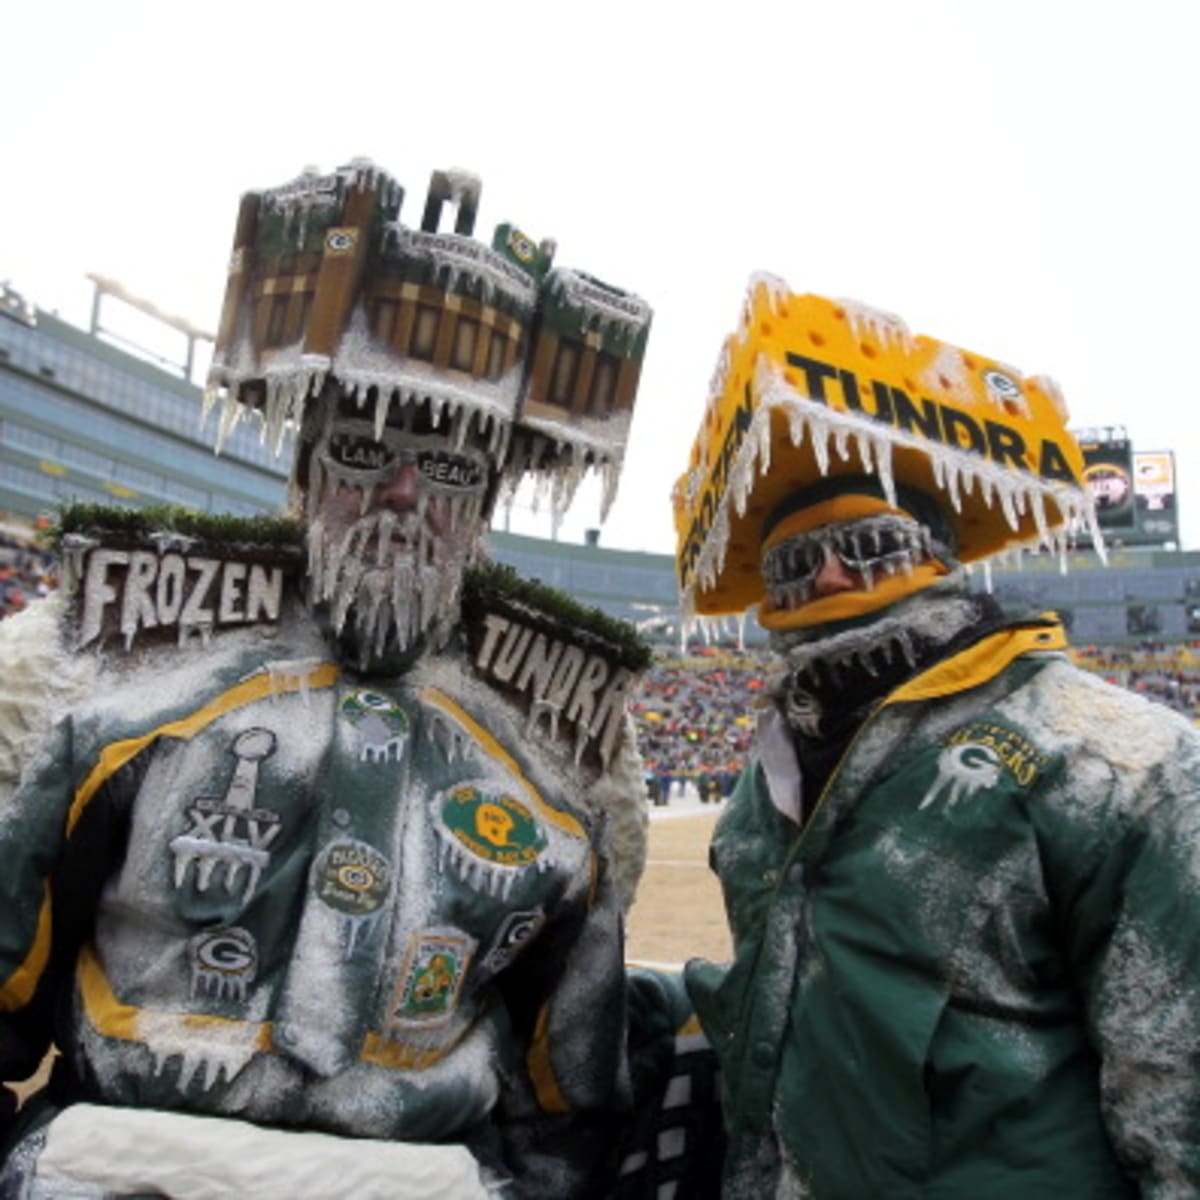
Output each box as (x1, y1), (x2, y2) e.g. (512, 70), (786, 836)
(437, 783), (547, 869)
(314, 839), (392, 916)
(340, 690), (411, 763)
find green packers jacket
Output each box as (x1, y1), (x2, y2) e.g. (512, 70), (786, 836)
(686, 619), (1200, 1198)
(0, 602), (645, 1197)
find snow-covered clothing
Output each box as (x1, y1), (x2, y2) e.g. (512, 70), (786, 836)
(0, 601), (642, 1197)
(686, 615), (1200, 1198)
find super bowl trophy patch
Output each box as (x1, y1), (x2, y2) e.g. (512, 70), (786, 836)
(313, 838), (393, 956)
(432, 780), (550, 899)
(340, 688), (411, 763)
(170, 728), (283, 905)
(388, 928), (477, 1033)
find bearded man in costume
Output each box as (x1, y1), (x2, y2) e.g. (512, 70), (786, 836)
(675, 280), (1200, 1197)
(0, 161), (655, 1198)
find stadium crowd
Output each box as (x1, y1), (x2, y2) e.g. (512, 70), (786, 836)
(1071, 641), (1200, 722)
(632, 647), (769, 804)
(631, 637), (1200, 803)
(0, 530), (56, 619)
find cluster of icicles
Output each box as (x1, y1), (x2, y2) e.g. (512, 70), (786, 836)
(206, 354), (624, 530)
(549, 268), (652, 342)
(791, 622), (922, 688)
(502, 432), (625, 527)
(206, 355), (513, 467)
(261, 159), (404, 251)
(381, 225), (537, 310)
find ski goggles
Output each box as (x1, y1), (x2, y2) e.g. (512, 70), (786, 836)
(317, 420), (490, 496)
(761, 512), (937, 600)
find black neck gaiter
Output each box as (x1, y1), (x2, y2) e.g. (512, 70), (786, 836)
(772, 589), (1008, 804)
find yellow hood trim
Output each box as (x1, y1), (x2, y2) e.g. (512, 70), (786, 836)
(888, 616), (1067, 704)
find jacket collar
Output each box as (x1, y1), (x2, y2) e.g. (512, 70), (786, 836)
(886, 613), (1066, 705)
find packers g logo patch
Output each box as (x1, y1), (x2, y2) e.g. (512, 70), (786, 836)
(340, 689), (410, 763)
(917, 719), (1051, 812)
(189, 926), (257, 1002)
(918, 742), (1003, 812)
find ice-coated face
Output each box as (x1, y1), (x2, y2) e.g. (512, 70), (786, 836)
(303, 417), (492, 659)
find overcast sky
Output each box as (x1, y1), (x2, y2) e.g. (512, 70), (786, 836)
(5, 0), (1198, 555)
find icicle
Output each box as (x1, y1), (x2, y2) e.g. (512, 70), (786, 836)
(811, 419), (831, 476)
(263, 657), (323, 705)
(840, 299), (911, 350)
(755, 402), (774, 476)
(1030, 489), (1051, 548)
(216, 393), (244, 455)
(874, 437), (898, 506)
(786, 405), (807, 451)
(358, 483), (375, 518)
(946, 458), (964, 512)
(955, 456), (974, 499)
(373, 390), (391, 442)
(982, 560), (994, 593)
(998, 479), (1020, 531)
(375, 512), (397, 564)
(451, 406), (469, 452)
(60, 533), (98, 592)
(853, 429), (875, 475)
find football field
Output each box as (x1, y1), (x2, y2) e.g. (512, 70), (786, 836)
(626, 803), (731, 969)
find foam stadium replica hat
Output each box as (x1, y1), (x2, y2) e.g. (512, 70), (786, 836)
(673, 275), (1103, 626)
(205, 159), (652, 522)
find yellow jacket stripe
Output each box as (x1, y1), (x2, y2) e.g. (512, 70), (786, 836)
(68, 664), (339, 835)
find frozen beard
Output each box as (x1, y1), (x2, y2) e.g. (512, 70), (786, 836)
(304, 419), (491, 662)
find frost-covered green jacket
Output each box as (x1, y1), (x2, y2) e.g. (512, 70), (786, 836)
(686, 618), (1200, 1198)
(0, 605), (642, 1197)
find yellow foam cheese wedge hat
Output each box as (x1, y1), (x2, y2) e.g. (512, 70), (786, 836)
(673, 275), (1103, 620)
